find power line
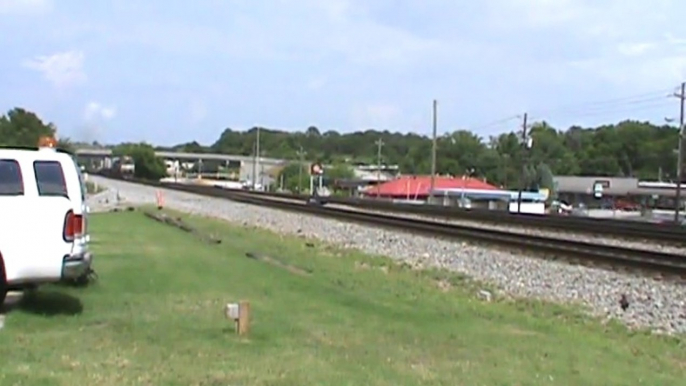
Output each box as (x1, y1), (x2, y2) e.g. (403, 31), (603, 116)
(463, 87), (675, 134)
(530, 96), (671, 119)
(528, 87), (674, 116)
(466, 115), (521, 132)
(529, 99), (673, 122)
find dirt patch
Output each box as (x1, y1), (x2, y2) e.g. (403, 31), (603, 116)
(435, 279), (451, 292)
(502, 326), (539, 337)
(245, 253), (311, 276)
(354, 261), (370, 270)
(143, 210), (221, 244)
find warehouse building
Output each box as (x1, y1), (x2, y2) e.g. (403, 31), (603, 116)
(554, 176), (682, 209)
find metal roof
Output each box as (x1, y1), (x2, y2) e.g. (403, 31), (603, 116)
(363, 176), (498, 197)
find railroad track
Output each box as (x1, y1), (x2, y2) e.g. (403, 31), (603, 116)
(242, 190), (686, 245)
(94, 172), (686, 244)
(103, 176), (686, 276)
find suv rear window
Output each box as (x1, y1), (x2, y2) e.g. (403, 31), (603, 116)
(33, 161), (68, 197)
(0, 159), (24, 196)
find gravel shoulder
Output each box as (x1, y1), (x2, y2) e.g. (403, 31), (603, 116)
(89, 176), (686, 335)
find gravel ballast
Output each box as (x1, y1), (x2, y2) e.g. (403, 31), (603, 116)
(337, 206), (686, 255)
(88, 176), (686, 335)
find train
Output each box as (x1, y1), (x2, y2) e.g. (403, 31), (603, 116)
(109, 156), (135, 179)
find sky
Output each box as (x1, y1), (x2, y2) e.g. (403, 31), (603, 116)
(2, 0), (686, 146)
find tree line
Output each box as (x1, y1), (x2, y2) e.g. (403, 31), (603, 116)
(1, 107), (682, 188)
(167, 121), (680, 187)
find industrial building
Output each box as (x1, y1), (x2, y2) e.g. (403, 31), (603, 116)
(553, 176), (684, 209)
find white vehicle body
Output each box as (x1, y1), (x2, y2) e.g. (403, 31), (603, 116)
(0, 147), (92, 303)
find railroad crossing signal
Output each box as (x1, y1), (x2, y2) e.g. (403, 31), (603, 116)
(310, 163), (323, 175)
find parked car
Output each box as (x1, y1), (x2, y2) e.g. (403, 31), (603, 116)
(0, 137), (93, 305)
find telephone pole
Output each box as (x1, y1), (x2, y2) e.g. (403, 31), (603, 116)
(375, 138), (385, 198)
(297, 146), (306, 193)
(429, 99), (438, 202)
(517, 113), (529, 214)
(674, 82), (685, 222)
(252, 127), (261, 190)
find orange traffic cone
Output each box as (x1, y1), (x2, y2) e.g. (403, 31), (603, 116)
(156, 190), (164, 210)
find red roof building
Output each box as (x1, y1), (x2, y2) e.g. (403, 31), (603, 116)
(361, 175), (498, 199)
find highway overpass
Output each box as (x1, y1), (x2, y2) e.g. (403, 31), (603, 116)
(75, 148), (288, 186)
(75, 148), (286, 166)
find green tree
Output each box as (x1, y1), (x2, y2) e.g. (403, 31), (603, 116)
(113, 143), (167, 180)
(277, 163), (307, 193)
(0, 107), (57, 147)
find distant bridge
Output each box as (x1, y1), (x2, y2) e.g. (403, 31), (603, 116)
(74, 148), (286, 166)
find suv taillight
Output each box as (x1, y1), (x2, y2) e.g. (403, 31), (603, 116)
(63, 210), (84, 241)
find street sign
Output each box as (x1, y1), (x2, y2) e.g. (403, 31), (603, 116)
(593, 182), (604, 199)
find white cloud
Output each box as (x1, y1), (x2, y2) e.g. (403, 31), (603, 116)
(481, 0), (686, 88)
(617, 42), (655, 57)
(77, 102), (115, 143)
(23, 50), (86, 88)
(306, 77), (327, 90)
(569, 32), (686, 87)
(351, 103), (401, 130)
(108, 0), (447, 71)
(0, 0), (51, 15)
(496, 0), (588, 29)
(83, 102), (116, 121)
(188, 100), (207, 125)
(488, 0), (672, 37)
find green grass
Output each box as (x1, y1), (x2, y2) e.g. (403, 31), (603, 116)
(0, 210), (684, 385)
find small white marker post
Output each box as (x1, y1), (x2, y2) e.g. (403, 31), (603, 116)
(224, 300), (251, 336)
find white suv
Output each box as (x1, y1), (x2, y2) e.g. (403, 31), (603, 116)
(0, 143), (93, 305)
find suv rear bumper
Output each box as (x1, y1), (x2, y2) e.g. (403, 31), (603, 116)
(61, 251), (93, 279)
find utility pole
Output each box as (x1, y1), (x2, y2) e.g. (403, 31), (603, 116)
(251, 128), (261, 190)
(674, 82), (685, 222)
(429, 99), (438, 203)
(297, 146), (306, 193)
(517, 113), (529, 214)
(375, 138), (384, 198)
(255, 127), (261, 190)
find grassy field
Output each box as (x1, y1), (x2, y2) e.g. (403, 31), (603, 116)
(0, 210), (684, 385)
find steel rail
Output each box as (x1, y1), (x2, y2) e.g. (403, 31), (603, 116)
(107, 175), (686, 275)
(96, 172), (686, 244)
(238, 190), (686, 245)
(145, 178), (686, 245)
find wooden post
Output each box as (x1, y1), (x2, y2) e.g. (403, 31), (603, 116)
(237, 300), (251, 336)
(156, 190), (164, 210)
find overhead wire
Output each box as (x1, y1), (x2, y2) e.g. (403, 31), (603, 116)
(530, 87), (673, 114)
(529, 96), (672, 119)
(465, 115), (521, 133)
(529, 98), (674, 123)
(465, 85), (679, 133)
